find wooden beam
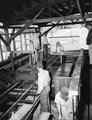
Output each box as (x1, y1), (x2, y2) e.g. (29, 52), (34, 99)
(40, 9), (83, 37)
(10, 28), (15, 36)
(4, 28), (11, 51)
(75, 0), (86, 24)
(0, 34), (7, 46)
(0, 26), (38, 29)
(19, 13), (92, 25)
(9, 8), (44, 43)
(0, 40), (3, 61)
(91, 0), (92, 11)
(24, 34), (27, 51)
(40, 20), (92, 27)
(20, 35), (23, 51)
(40, 14), (65, 37)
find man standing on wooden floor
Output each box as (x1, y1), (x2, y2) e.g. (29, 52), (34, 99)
(36, 62), (51, 113)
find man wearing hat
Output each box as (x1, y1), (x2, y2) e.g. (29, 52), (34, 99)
(54, 86), (73, 120)
(36, 62), (51, 113)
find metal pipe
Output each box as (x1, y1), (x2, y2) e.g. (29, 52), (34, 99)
(0, 85), (33, 120)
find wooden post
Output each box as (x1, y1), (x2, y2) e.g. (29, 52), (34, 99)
(29, 52), (33, 67)
(4, 28), (11, 51)
(38, 27), (42, 49)
(24, 34), (27, 51)
(0, 40), (3, 61)
(20, 35), (23, 51)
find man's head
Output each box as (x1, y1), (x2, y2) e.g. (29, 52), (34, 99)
(60, 86), (69, 101)
(86, 24), (92, 30)
(36, 62), (43, 72)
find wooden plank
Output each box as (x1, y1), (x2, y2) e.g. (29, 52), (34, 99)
(0, 40), (3, 61)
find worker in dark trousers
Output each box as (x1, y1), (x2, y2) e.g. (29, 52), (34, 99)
(36, 62), (51, 113)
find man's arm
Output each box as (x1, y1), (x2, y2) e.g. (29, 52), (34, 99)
(56, 103), (62, 119)
(37, 76), (44, 94)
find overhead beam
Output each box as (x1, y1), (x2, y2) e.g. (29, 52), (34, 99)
(91, 0), (92, 11)
(9, 8), (44, 43)
(0, 26), (38, 29)
(40, 18), (62, 37)
(40, 20), (92, 27)
(19, 13), (92, 25)
(40, 13), (92, 37)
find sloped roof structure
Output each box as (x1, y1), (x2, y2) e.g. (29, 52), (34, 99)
(0, 0), (92, 47)
(0, 0), (91, 27)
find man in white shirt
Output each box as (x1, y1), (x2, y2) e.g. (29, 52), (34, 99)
(54, 86), (73, 120)
(36, 62), (51, 113)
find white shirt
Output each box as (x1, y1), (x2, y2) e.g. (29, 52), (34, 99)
(37, 68), (51, 94)
(54, 91), (73, 116)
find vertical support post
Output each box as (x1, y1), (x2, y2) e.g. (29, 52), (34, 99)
(13, 38), (16, 51)
(38, 27), (43, 63)
(42, 34), (48, 60)
(29, 52), (33, 67)
(10, 51), (15, 73)
(12, 38), (17, 57)
(91, 0), (92, 12)
(4, 28), (11, 51)
(89, 65), (92, 120)
(20, 35), (23, 51)
(38, 27), (42, 49)
(24, 34), (27, 50)
(0, 40), (3, 61)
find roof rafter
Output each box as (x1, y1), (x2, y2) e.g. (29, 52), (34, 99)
(9, 8), (44, 43)
(0, 34), (8, 46)
(75, 0), (86, 24)
(18, 13), (92, 25)
(7, 0), (69, 26)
